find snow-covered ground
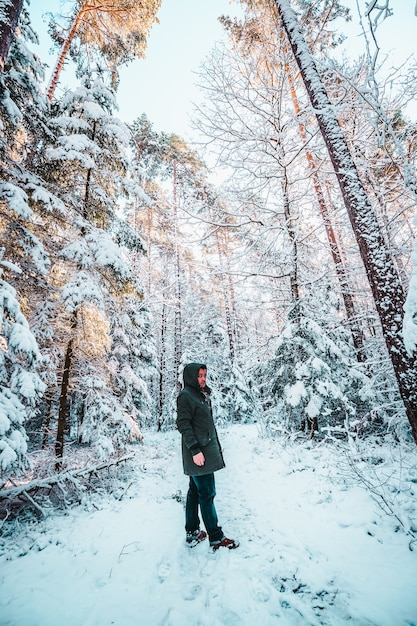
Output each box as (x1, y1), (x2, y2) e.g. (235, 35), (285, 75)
(1, 424), (416, 626)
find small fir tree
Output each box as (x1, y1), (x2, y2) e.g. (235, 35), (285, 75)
(263, 304), (374, 437)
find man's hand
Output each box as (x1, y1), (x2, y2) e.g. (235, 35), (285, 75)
(192, 452), (205, 466)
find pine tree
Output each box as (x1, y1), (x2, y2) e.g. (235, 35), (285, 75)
(46, 0), (162, 99)
(0, 254), (45, 473)
(0, 3), (64, 458)
(107, 296), (156, 427)
(262, 299), (373, 437)
(43, 71), (149, 461)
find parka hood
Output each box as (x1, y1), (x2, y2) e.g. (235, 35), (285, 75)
(182, 362), (207, 391)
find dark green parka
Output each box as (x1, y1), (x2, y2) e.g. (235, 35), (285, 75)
(176, 363), (225, 477)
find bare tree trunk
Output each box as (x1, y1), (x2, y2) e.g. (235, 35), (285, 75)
(172, 162), (182, 393)
(225, 258), (239, 348)
(147, 205), (152, 295)
(0, 0), (23, 71)
(276, 0), (417, 442)
(282, 169), (299, 310)
(55, 314), (77, 466)
(218, 233), (236, 361)
(41, 389), (54, 449)
(158, 303), (167, 431)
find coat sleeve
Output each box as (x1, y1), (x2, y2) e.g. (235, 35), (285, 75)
(176, 393), (201, 455)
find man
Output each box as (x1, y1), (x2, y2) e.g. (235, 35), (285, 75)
(176, 362), (239, 551)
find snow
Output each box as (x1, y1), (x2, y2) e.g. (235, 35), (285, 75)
(88, 232), (131, 279)
(1, 425), (416, 626)
(403, 240), (417, 356)
(285, 380), (306, 406)
(29, 185), (66, 215)
(8, 322), (41, 363)
(0, 183), (32, 220)
(10, 368), (46, 401)
(61, 270), (103, 312)
(46, 136), (97, 168)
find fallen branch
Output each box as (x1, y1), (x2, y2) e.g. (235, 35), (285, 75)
(0, 453), (135, 519)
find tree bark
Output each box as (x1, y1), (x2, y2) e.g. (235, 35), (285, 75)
(282, 166), (300, 310)
(55, 314), (77, 466)
(172, 161), (182, 393)
(275, 0), (417, 442)
(0, 0), (24, 71)
(41, 390), (53, 449)
(158, 303), (167, 431)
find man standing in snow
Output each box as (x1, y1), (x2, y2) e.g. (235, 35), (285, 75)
(176, 363), (239, 551)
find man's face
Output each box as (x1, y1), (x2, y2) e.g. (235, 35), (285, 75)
(197, 368), (207, 389)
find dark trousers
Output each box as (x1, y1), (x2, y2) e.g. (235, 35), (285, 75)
(185, 473), (223, 543)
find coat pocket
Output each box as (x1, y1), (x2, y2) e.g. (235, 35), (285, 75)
(194, 427), (211, 447)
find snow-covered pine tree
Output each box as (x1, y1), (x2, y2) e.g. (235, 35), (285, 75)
(0, 3), (69, 455)
(0, 2), (55, 285)
(107, 296), (156, 428)
(180, 289), (259, 425)
(209, 359), (260, 425)
(46, 0), (162, 100)
(261, 299), (373, 438)
(0, 254), (45, 474)
(43, 71), (151, 461)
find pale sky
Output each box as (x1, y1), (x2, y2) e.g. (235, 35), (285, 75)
(30, 1), (416, 140)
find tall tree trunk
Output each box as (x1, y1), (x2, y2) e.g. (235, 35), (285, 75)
(275, 0), (417, 442)
(158, 303), (167, 431)
(282, 167), (300, 312)
(83, 120), (96, 218)
(284, 55), (367, 360)
(47, 0), (88, 100)
(224, 234), (239, 355)
(217, 231), (236, 361)
(0, 0), (23, 71)
(208, 206), (237, 362)
(55, 314), (77, 466)
(361, 168), (409, 289)
(146, 205), (153, 294)
(225, 257), (239, 349)
(41, 389), (54, 449)
(172, 162), (182, 393)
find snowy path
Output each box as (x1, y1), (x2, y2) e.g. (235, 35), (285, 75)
(1, 425), (416, 626)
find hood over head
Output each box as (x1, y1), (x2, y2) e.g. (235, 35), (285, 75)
(182, 362), (207, 391)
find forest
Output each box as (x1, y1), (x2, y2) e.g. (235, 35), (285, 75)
(0, 0), (417, 505)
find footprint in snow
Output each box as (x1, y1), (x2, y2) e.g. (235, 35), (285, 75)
(250, 577), (271, 603)
(160, 607), (189, 626)
(183, 584), (202, 601)
(157, 559), (172, 583)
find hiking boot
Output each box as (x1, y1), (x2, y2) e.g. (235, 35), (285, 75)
(186, 529), (207, 547)
(210, 536), (239, 551)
